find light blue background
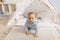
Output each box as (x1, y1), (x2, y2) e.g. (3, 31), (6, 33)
(51, 0), (60, 12)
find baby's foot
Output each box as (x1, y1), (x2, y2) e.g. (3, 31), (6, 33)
(33, 34), (38, 37)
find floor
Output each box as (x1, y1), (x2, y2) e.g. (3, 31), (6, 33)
(0, 15), (10, 25)
(0, 15), (10, 40)
(4, 26), (60, 40)
(0, 15), (60, 40)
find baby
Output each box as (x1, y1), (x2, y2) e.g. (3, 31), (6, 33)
(25, 12), (38, 37)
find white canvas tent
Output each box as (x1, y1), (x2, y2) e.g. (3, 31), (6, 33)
(4, 0), (60, 40)
(7, 0), (59, 27)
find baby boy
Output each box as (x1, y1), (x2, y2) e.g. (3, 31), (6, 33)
(25, 12), (38, 37)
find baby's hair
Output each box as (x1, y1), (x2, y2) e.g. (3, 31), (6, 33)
(28, 12), (36, 17)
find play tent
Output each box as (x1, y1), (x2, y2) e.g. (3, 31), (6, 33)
(7, 0), (60, 27)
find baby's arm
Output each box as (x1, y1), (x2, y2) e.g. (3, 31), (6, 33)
(34, 20), (39, 34)
(35, 25), (38, 35)
(35, 27), (38, 34)
(25, 22), (29, 32)
(33, 22), (38, 35)
(25, 21), (30, 35)
(33, 23), (38, 37)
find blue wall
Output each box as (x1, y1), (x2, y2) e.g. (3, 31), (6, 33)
(52, 0), (60, 12)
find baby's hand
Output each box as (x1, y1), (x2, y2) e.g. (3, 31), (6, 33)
(25, 32), (30, 35)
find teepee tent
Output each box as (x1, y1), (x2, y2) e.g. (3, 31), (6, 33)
(4, 0), (60, 40)
(7, 0), (59, 27)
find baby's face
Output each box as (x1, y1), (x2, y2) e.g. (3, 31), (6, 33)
(28, 14), (36, 23)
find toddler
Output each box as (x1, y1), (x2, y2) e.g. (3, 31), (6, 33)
(25, 12), (38, 37)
